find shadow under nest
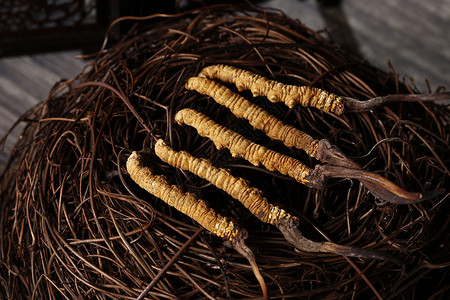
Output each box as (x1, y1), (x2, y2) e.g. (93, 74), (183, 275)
(1, 4), (449, 300)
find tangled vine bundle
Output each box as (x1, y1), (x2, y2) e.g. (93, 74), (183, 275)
(1, 4), (449, 299)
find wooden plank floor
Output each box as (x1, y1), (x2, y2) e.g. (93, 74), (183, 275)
(0, 51), (87, 171)
(0, 0), (449, 172)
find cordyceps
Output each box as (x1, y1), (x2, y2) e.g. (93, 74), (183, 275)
(126, 152), (269, 299)
(154, 139), (400, 265)
(186, 66), (444, 204)
(198, 64), (450, 114)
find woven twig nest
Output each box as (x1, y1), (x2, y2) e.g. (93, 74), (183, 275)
(1, 4), (449, 299)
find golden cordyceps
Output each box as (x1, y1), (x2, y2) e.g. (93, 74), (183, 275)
(198, 64), (344, 114)
(185, 76), (319, 157)
(126, 151), (239, 240)
(174, 108), (324, 188)
(155, 139), (293, 225)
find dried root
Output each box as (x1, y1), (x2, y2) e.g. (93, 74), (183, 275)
(277, 217), (401, 264)
(154, 140), (401, 264)
(186, 76), (319, 157)
(199, 64), (344, 114)
(126, 151), (268, 299)
(341, 92), (450, 113)
(174, 108), (325, 188)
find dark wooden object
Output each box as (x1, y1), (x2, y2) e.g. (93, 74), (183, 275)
(0, 0), (176, 57)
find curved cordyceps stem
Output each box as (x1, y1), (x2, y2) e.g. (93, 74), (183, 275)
(277, 218), (402, 265)
(319, 164), (443, 204)
(314, 139), (442, 204)
(127, 152), (268, 298)
(232, 236), (269, 300)
(342, 92), (450, 113)
(315, 139), (361, 169)
(320, 242), (403, 265)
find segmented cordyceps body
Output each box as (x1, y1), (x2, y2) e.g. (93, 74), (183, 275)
(126, 151), (239, 240)
(186, 77), (319, 157)
(174, 108), (324, 188)
(198, 64), (344, 114)
(155, 139), (293, 224)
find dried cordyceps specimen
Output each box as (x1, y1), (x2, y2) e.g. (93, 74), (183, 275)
(126, 151), (269, 299)
(199, 64), (450, 114)
(127, 152), (239, 240)
(155, 139), (400, 264)
(174, 108), (324, 188)
(199, 64), (344, 114)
